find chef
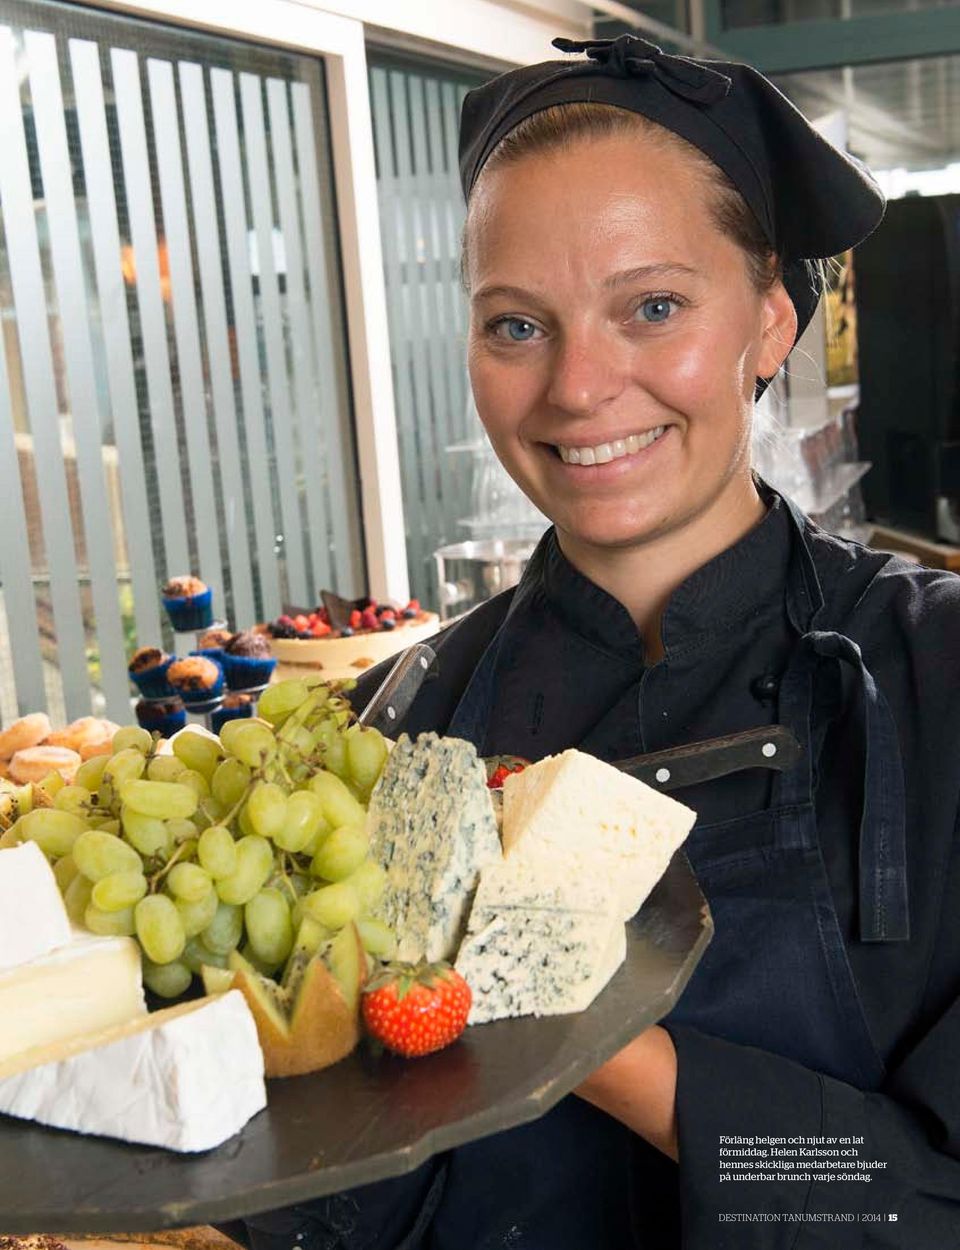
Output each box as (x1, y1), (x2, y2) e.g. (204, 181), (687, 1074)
(233, 34), (960, 1249)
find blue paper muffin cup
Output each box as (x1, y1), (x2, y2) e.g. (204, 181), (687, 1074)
(171, 666), (224, 706)
(211, 702), (254, 733)
(191, 646), (225, 664)
(129, 656), (176, 699)
(135, 702), (187, 738)
(163, 586), (213, 631)
(221, 652), (276, 691)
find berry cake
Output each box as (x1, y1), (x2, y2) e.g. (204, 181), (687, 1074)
(265, 598), (439, 683)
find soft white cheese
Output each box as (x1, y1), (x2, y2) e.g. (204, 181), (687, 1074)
(0, 933), (145, 1065)
(501, 750), (696, 919)
(368, 733), (501, 962)
(0, 990), (266, 1152)
(455, 852), (626, 1023)
(0, 841), (72, 969)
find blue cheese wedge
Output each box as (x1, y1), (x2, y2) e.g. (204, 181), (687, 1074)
(367, 733), (501, 962)
(0, 990), (265, 1152)
(502, 750), (696, 920)
(455, 853), (625, 1023)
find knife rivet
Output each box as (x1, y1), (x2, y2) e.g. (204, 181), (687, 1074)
(762, 742), (776, 758)
(387, 706), (397, 720)
(655, 767), (671, 783)
(419, 656), (429, 669)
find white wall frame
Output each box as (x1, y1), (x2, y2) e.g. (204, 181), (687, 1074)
(79, 0), (413, 603)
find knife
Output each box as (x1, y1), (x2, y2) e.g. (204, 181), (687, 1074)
(613, 724), (802, 792)
(357, 643), (438, 733)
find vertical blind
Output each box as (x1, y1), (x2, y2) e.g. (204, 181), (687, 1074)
(0, 0), (362, 725)
(368, 55), (488, 606)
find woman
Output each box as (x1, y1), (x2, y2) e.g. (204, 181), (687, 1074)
(238, 35), (960, 1248)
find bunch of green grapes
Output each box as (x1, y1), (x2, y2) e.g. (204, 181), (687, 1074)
(6, 678), (395, 998)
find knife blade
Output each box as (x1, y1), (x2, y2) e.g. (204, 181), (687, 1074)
(357, 643), (437, 734)
(613, 724), (802, 792)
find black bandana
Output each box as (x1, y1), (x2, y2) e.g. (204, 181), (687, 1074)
(459, 35), (885, 392)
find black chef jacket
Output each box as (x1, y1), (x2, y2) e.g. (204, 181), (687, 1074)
(245, 488), (960, 1249)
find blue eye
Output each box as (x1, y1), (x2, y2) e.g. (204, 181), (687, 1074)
(492, 317), (538, 342)
(637, 297), (677, 323)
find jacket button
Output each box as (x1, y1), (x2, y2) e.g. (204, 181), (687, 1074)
(750, 673), (780, 703)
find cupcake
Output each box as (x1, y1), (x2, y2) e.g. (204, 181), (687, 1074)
(167, 655), (223, 705)
(193, 628), (234, 662)
(128, 647), (175, 699)
(211, 692), (254, 733)
(220, 629), (276, 691)
(135, 698), (187, 738)
(162, 575), (213, 631)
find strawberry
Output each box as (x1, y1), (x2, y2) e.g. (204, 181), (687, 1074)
(362, 961), (472, 1058)
(293, 613), (309, 632)
(349, 609), (363, 629)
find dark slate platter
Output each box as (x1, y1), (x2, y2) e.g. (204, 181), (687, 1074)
(0, 851), (711, 1234)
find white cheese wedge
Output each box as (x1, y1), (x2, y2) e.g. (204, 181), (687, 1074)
(0, 933), (145, 1065)
(0, 990), (266, 1152)
(0, 841), (71, 970)
(368, 733), (501, 962)
(455, 853), (626, 1023)
(502, 749), (696, 920)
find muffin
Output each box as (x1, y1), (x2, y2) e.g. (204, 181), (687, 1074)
(167, 655), (223, 705)
(221, 629), (276, 690)
(135, 697), (187, 738)
(194, 627), (234, 662)
(162, 575), (213, 631)
(128, 646), (175, 698)
(211, 691), (254, 733)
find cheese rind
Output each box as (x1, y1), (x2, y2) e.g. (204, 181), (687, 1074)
(0, 934), (145, 1065)
(367, 733), (501, 962)
(502, 750), (696, 919)
(0, 990), (266, 1152)
(455, 853), (626, 1023)
(0, 842), (72, 969)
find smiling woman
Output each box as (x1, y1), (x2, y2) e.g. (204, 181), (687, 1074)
(235, 33), (960, 1250)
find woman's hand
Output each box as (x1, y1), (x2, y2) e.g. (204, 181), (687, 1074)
(575, 1025), (679, 1162)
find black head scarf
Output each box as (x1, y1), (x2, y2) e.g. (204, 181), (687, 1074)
(459, 35), (885, 397)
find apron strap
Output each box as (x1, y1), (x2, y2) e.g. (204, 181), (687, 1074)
(803, 630), (910, 943)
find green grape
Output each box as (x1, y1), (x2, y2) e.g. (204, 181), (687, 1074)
(308, 770), (367, 831)
(315, 720), (349, 779)
(175, 887), (219, 937)
(219, 720), (277, 769)
(258, 679), (310, 725)
(246, 781), (287, 840)
(141, 957), (192, 999)
(237, 803), (258, 839)
(84, 901), (136, 937)
(38, 771), (65, 799)
(147, 754), (187, 783)
(346, 858), (387, 911)
(211, 757), (251, 809)
(178, 769), (211, 803)
(303, 881), (360, 929)
(166, 817), (198, 844)
(120, 779), (198, 820)
(245, 887), (294, 966)
(53, 785), (95, 817)
(311, 825), (369, 882)
(356, 917), (397, 959)
(239, 940), (283, 977)
(181, 935), (227, 974)
(198, 824), (237, 878)
(122, 807), (172, 859)
(345, 725), (389, 799)
(74, 829), (143, 881)
(95, 818), (121, 836)
(202, 900), (244, 954)
(64, 874), (93, 925)
(21, 809), (88, 858)
(92, 870), (148, 912)
(214, 835), (273, 906)
(52, 853), (79, 893)
(172, 731), (222, 780)
(112, 725), (153, 756)
(75, 754), (110, 793)
(135, 894), (186, 963)
(273, 789), (325, 853)
(302, 823), (331, 858)
(104, 747), (147, 787)
(282, 724), (315, 760)
(166, 861), (213, 903)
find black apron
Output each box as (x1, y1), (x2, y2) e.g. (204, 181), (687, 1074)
(239, 497), (908, 1250)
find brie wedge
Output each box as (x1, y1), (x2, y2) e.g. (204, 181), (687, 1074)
(0, 841), (72, 969)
